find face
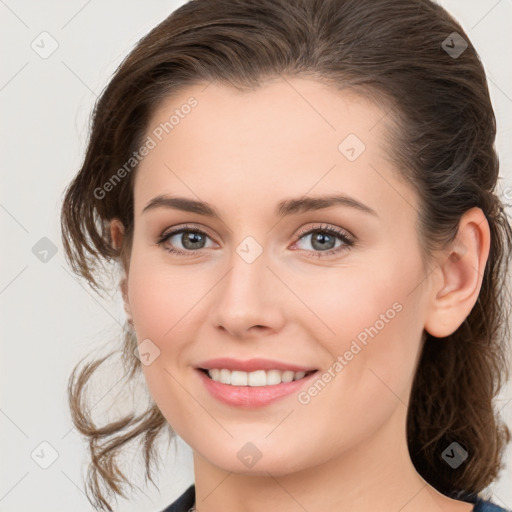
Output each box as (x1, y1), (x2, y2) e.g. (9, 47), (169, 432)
(123, 77), (431, 475)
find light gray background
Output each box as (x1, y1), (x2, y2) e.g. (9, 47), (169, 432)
(1, 1), (511, 511)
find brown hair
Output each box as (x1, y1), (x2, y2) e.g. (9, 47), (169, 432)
(60, 0), (512, 510)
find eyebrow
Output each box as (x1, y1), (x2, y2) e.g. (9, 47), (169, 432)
(141, 193), (378, 218)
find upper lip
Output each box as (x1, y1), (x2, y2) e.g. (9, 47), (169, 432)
(196, 357), (317, 373)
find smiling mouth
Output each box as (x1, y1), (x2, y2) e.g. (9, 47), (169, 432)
(199, 368), (318, 386)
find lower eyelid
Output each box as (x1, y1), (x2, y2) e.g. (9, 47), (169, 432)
(293, 232), (353, 253)
(158, 225), (354, 255)
(163, 229), (216, 249)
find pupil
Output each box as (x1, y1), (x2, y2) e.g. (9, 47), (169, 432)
(312, 232), (334, 251)
(184, 232), (204, 249)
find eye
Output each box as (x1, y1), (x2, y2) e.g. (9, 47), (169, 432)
(156, 224), (216, 257)
(156, 223), (355, 258)
(292, 224), (354, 258)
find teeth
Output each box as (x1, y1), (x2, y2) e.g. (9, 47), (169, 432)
(206, 368), (309, 386)
(231, 370), (247, 386)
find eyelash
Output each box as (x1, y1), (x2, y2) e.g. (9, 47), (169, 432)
(155, 223), (355, 259)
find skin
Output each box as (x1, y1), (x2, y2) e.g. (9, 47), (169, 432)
(110, 77), (489, 512)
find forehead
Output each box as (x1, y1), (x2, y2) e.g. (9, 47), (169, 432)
(133, 77), (417, 222)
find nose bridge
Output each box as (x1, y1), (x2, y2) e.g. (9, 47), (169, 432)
(210, 241), (284, 337)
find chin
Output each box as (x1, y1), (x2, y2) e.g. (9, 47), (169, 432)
(196, 443), (315, 476)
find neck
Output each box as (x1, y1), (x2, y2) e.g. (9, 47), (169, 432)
(191, 406), (453, 512)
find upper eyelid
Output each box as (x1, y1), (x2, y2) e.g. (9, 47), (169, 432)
(160, 223), (216, 241)
(159, 223), (354, 245)
(295, 223), (354, 240)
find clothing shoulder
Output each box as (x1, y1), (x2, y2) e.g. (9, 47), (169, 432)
(159, 486), (512, 512)
(473, 497), (512, 512)
(160, 484), (195, 512)
(449, 489), (511, 512)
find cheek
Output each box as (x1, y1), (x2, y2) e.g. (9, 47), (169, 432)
(128, 276), (171, 341)
(127, 256), (203, 426)
(297, 257), (425, 394)
(289, 274), (423, 455)
(295, 265), (407, 341)
(127, 249), (199, 342)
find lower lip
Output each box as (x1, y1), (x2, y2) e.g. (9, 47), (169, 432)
(196, 369), (318, 408)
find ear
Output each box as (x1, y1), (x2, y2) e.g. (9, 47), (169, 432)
(110, 219), (133, 328)
(120, 276), (133, 328)
(424, 207), (490, 338)
(110, 218), (125, 251)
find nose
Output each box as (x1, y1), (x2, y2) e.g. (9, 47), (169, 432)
(209, 249), (286, 340)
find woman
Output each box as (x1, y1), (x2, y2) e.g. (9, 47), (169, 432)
(61, 0), (512, 511)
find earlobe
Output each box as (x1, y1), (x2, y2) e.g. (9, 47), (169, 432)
(120, 277), (134, 328)
(110, 219), (133, 327)
(110, 218), (125, 251)
(424, 207), (490, 338)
